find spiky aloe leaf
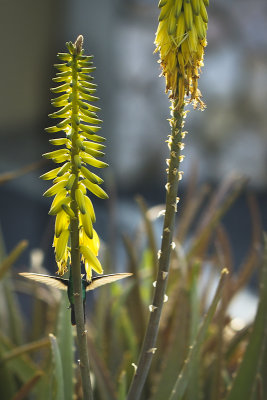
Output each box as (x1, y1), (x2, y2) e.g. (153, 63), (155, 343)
(225, 234), (267, 400)
(49, 334), (65, 400)
(0, 240), (28, 280)
(0, 332), (38, 385)
(0, 241), (28, 346)
(12, 371), (43, 400)
(169, 268), (228, 400)
(118, 371), (127, 400)
(151, 288), (191, 400)
(0, 345), (16, 399)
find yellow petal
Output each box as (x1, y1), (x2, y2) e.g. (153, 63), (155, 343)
(84, 261), (92, 281)
(83, 179), (108, 199)
(55, 210), (70, 238)
(40, 167), (61, 180)
(75, 189), (86, 214)
(55, 229), (70, 262)
(80, 245), (103, 274)
(43, 180), (68, 197)
(49, 191), (70, 215)
(83, 195), (96, 223)
(80, 212), (93, 239)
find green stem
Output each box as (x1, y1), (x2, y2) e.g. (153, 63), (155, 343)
(69, 45), (94, 400)
(127, 101), (184, 400)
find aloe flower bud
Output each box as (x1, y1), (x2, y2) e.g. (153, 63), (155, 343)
(155, 0), (209, 109)
(42, 35), (108, 279)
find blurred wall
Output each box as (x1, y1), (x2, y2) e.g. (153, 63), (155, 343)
(0, 0), (62, 195)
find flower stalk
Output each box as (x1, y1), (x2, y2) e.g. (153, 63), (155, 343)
(127, 101), (185, 400)
(127, 0), (209, 398)
(69, 38), (93, 399)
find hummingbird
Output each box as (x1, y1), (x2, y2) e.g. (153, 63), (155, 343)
(19, 269), (132, 325)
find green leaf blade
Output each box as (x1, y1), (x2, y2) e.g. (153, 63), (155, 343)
(226, 233), (267, 400)
(49, 334), (65, 400)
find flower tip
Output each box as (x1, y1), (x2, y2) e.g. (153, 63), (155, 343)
(221, 268), (229, 276)
(75, 35), (84, 54)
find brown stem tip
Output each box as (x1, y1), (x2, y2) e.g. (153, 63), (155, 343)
(75, 35), (84, 54)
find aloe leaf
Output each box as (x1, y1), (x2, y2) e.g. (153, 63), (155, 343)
(11, 371), (43, 400)
(225, 233), (267, 400)
(87, 335), (117, 400)
(151, 288), (191, 400)
(49, 334), (65, 400)
(0, 345), (16, 399)
(2, 279), (24, 345)
(120, 307), (139, 361)
(56, 293), (74, 400)
(0, 240), (28, 280)
(118, 370), (127, 400)
(93, 272), (134, 381)
(136, 196), (158, 281)
(122, 234), (146, 340)
(0, 337), (49, 364)
(176, 183), (210, 244)
(0, 332), (44, 399)
(109, 281), (138, 372)
(169, 269), (228, 400)
(0, 332), (37, 382)
(33, 366), (52, 400)
(188, 177), (246, 258)
(187, 262), (201, 400)
(0, 241), (28, 345)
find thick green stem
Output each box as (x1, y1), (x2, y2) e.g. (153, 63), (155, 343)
(69, 45), (94, 400)
(127, 101), (185, 400)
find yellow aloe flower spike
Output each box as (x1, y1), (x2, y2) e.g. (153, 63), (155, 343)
(42, 35), (108, 279)
(155, 0), (209, 109)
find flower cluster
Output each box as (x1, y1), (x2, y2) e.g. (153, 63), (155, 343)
(41, 36), (108, 280)
(155, 0), (209, 109)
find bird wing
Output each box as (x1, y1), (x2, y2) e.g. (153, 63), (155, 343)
(86, 273), (133, 291)
(19, 273), (68, 290)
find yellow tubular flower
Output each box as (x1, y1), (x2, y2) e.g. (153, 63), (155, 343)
(155, 0), (209, 109)
(42, 36), (108, 279)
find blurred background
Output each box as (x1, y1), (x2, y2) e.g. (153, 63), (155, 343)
(0, 0), (266, 274)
